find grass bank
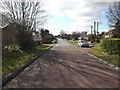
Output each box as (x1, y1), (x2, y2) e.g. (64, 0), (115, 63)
(2, 45), (51, 78)
(65, 39), (78, 44)
(88, 42), (100, 46)
(88, 44), (119, 67)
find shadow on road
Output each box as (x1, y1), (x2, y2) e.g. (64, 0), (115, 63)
(37, 49), (119, 88)
(4, 47), (119, 88)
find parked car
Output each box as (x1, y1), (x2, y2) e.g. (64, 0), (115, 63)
(78, 40), (89, 47)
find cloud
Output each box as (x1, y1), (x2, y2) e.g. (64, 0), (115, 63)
(0, 0), (119, 2)
(0, 0), (117, 35)
(44, 23), (62, 35)
(43, 0), (118, 35)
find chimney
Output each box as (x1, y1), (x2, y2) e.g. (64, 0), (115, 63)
(91, 26), (93, 35)
(94, 21), (96, 36)
(96, 21), (99, 35)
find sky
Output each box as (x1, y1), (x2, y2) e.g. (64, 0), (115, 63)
(0, 0), (119, 35)
(42, 0), (119, 35)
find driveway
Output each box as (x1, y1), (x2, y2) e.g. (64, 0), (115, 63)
(4, 38), (119, 88)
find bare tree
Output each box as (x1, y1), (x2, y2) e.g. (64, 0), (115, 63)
(1, 0), (48, 48)
(60, 30), (66, 36)
(106, 2), (120, 38)
(1, 0), (48, 31)
(72, 31), (81, 40)
(106, 2), (120, 27)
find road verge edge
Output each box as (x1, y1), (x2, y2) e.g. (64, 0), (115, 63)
(2, 45), (54, 87)
(79, 49), (119, 71)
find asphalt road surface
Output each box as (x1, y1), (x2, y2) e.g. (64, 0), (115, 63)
(4, 38), (119, 88)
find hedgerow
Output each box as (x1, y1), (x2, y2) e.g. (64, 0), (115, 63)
(100, 38), (120, 55)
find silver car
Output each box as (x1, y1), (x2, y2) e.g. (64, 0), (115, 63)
(78, 40), (89, 47)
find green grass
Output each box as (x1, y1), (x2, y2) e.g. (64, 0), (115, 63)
(88, 42), (100, 46)
(88, 46), (120, 67)
(65, 39), (78, 44)
(2, 45), (51, 78)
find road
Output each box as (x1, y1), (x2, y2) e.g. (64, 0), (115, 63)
(4, 38), (119, 88)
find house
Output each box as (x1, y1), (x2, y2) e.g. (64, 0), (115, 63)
(103, 30), (114, 38)
(2, 23), (18, 46)
(33, 31), (42, 44)
(78, 35), (89, 40)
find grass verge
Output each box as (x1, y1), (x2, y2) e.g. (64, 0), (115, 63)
(88, 46), (119, 67)
(65, 39), (78, 44)
(88, 42), (100, 46)
(2, 45), (51, 78)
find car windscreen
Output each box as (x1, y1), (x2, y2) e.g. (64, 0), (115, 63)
(81, 40), (87, 43)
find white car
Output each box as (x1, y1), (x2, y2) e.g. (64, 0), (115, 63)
(78, 40), (89, 47)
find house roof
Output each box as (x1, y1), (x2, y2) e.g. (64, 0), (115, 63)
(78, 34), (89, 39)
(104, 30), (114, 36)
(80, 34), (89, 37)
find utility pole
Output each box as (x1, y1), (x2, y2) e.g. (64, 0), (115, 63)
(91, 26), (93, 35)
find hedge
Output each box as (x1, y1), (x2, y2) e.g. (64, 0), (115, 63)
(100, 38), (120, 55)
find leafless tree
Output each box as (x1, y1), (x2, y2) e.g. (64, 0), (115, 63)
(106, 2), (120, 38)
(72, 31), (81, 40)
(60, 30), (66, 36)
(106, 2), (120, 28)
(1, 0), (48, 31)
(0, 0), (48, 48)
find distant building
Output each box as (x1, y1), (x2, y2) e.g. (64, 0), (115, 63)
(33, 31), (42, 44)
(103, 30), (114, 38)
(78, 35), (89, 40)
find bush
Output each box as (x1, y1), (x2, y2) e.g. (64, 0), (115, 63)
(100, 39), (120, 55)
(88, 35), (96, 43)
(17, 30), (34, 49)
(96, 38), (100, 43)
